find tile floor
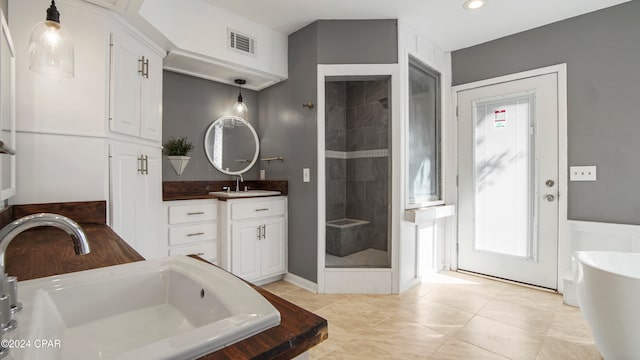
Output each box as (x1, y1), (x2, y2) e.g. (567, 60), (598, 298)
(262, 271), (602, 360)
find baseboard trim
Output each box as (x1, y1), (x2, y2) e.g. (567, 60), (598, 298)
(284, 272), (318, 293)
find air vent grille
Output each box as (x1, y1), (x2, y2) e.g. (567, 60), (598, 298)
(228, 29), (256, 56)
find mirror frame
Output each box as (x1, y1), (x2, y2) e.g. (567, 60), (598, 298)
(204, 115), (260, 176)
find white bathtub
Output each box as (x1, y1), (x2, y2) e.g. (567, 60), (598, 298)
(574, 251), (640, 359)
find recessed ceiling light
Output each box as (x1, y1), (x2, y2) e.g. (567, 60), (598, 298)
(463, 0), (486, 10)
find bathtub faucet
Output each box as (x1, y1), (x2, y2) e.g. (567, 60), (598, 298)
(0, 213), (90, 323)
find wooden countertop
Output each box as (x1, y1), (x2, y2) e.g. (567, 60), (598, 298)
(163, 180), (288, 202)
(4, 222), (327, 359)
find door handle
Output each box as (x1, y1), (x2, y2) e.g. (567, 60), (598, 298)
(545, 194), (555, 202)
(257, 226), (262, 240)
(137, 155), (143, 174)
(262, 224), (266, 239)
(545, 180), (555, 187)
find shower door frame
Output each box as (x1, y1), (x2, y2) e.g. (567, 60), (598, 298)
(317, 64), (402, 294)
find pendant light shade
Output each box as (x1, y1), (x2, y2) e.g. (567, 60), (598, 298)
(29, 1), (74, 79)
(232, 79), (248, 119)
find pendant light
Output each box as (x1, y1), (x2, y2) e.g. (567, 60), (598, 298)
(232, 79), (248, 120)
(28, 0), (75, 79)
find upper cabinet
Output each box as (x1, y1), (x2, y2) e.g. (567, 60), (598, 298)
(109, 31), (162, 142)
(0, 9), (15, 202)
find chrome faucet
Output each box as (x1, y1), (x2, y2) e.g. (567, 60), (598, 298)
(0, 213), (90, 332)
(235, 174), (244, 192)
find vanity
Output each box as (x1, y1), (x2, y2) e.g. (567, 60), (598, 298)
(162, 115), (289, 285)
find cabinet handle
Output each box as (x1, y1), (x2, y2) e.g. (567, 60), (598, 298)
(143, 58), (149, 79)
(138, 56), (145, 76)
(187, 232), (205, 237)
(255, 208), (269, 212)
(187, 211), (205, 215)
(262, 224), (266, 239)
(196, 252), (205, 256)
(142, 155), (149, 175)
(257, 226), (261, 240)
(137, 155), (144, 174)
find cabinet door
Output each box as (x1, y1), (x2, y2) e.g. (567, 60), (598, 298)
(231, 220), (261, 281)
(109, 141), (140, 250)
(260, 217), (286, 278)
(139, 48), (162, 141)
(110, 142), (162, 259)
(136, 146), (162, 258)
(109, 33), (141, 138)
(0, 13), (15, 201)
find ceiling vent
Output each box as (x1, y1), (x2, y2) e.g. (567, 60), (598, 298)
(228, 29), (256, 57)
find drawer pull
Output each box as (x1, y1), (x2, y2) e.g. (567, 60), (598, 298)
(187, 211), (205, 215)
(255, 208), (269, 212)
(187, 232), (205, 237)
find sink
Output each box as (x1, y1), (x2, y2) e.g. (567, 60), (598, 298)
(209, 190), (281, 198)
(13, 256), (280, 360)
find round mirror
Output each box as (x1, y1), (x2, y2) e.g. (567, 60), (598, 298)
(204, 116), (260, 175)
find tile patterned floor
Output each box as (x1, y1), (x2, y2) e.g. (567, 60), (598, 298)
(261, 271), (602, 360)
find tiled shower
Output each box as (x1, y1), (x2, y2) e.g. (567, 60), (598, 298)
(325, 77), (391, 268)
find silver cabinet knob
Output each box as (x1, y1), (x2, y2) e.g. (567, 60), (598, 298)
(545, 194), (555, 202)
(545, 180), (555, 187)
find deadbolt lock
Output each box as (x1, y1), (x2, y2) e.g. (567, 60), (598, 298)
(545, 180), (555, 187)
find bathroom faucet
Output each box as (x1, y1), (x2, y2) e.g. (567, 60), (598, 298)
(235, 174), (244, 192)
(0, 213), (90, 320)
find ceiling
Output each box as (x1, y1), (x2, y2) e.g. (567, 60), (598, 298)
(202, 0), (629, 51)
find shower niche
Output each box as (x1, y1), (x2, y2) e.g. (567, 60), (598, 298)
(324, 76), (391, 268)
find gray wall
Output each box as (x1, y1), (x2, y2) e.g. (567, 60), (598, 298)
(451, 1), (640, 225)
(317, 20), (398, 64)
(162, 71), (259, 181)
(258, 20), (397, 282)
(258, 23), (319, 282)
(1, 0), (6, 16)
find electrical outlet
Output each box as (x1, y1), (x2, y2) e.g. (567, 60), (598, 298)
(303, 168), (310, 183)
(570, 166), (596, 181)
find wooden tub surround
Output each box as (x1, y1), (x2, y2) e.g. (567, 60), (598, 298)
(0, 200), (327, 359)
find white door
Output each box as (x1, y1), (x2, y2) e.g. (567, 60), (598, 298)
(260, 218), (286, 278)
(231, 220), (261, 281)
(109, 32), (141, 137)
(457, 73), (559, 289)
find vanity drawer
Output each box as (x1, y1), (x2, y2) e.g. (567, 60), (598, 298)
(231, 198), (286, 220)
(169, 242), (217, 261)
(168, 203), (216, 224)
(168, 223), (216, 246)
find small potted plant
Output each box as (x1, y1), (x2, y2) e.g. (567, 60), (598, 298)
(163, 137), (194, 176)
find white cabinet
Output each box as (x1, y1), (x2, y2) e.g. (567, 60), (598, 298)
(219, 196), (287, 284)
(109, 31), (162, 141)
(110, 141), (162, 258)
(164, 200), (218, 264)
(0, 9), (15, 204)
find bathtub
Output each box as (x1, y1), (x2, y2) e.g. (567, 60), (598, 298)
(574, 251), (640, 359)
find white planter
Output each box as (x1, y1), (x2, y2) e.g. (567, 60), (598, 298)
(168, 156), (190, 177)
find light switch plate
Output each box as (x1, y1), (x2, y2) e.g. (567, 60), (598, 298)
(303, 168), (310, 183)
(570, 166), (597, 181)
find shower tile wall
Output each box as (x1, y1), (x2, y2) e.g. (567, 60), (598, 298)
(326, 82), (347, 222)
(326, 79), (390, 253)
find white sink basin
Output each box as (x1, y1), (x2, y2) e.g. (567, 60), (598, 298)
(13, 256), (280, 360)
(209, 190), (281, 198)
